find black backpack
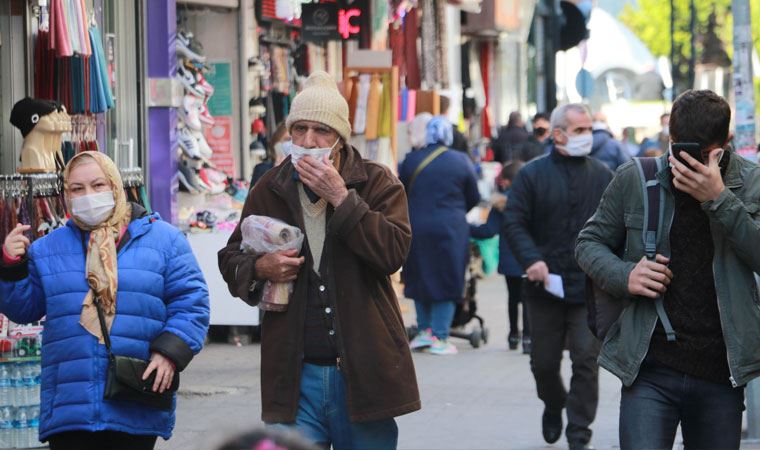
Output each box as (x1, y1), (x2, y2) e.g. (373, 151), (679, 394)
(587, 157), (676, 342)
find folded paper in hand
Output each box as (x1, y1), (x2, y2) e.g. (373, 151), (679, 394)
(545, 273), (565, 299)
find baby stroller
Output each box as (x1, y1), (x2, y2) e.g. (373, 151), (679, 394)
(407, 243), (490, 348)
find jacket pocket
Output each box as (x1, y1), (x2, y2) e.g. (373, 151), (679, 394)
(368, 281), (408, 350)
(746, 202), (760, 220)
(623, 212), (644, 261)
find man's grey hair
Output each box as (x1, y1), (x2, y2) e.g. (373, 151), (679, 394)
(550, 103), (592, 131)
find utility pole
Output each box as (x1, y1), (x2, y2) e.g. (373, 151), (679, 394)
(670, 0), (676, 99)
(731, 0), (758, 162)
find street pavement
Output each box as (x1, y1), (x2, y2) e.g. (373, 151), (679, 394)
(156, 274), (753, 450)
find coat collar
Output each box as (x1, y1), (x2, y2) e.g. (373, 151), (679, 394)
(66, 204), (158, 241)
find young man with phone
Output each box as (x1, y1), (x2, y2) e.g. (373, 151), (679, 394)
(576, 89), (760, 449)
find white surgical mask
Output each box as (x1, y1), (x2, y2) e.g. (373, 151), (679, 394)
(561, 133), (593, 157)
(70, 191), (115, 226)
(285, 139), (340, 166)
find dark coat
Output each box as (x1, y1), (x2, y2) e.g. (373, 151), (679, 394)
(492, 126), (530, 163)
(504, 147), (613, 303)
(591, 129), (631, 172)
(518, 136), (550, 162)
(218, 145), (420, 423)
(399, 144), (480, 303)
(469, 195), (523, 277)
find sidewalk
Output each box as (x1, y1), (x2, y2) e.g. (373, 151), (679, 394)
(159, 274), (755, 449)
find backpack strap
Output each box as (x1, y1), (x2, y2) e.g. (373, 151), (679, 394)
(633, 157), (677, 342)
(407, 146), (447, 193)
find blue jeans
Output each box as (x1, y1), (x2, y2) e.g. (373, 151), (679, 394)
(619, 355), (744, 450)
(271, 363), (398, 450)
(414, 301), (456, 340)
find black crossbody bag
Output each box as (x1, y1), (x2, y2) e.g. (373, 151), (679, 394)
(81, 230), (179, 410)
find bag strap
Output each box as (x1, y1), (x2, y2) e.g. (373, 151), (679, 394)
(407, 146), (447, 193)
(633, 157), (676, 342)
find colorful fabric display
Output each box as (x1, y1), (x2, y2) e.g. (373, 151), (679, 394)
(406, 89), (417, 122)
(399, 87), (408, 122)
(378, 74), (391, 138)
(353, 74), (371, 135)
(364, 75), (381, 140)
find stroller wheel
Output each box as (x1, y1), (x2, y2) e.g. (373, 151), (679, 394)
(481, 327), (489, 344)
(470, 329), (483, 348)
(406, 325), (419, 341)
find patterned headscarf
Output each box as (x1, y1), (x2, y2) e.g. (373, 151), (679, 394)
(63, 151), (131, 343)
(425, 115), (454, 147)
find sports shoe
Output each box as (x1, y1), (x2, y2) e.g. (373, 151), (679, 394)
(177, 66), (205, 97)
(508, 333), (520, 350)
(196, 72), (215, 97)
(199, 103), (215, 125)
(428, 338), (458, 355)
(522, 337), (532, 355)
(182, 95), (203, 131)
(192, 130), (213, 159)
(178, 158), (203, 193)
(177, 34), (206, 62)
(409, 329), (434, 350)
(178, 128), (202, 160)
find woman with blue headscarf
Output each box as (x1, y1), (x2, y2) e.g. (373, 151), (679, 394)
(399, 116), (481, 355)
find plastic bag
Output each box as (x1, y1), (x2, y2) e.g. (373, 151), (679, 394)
(240, 215), (304, 312)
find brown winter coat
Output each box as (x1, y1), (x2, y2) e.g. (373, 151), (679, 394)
(218, 145), (421, 423)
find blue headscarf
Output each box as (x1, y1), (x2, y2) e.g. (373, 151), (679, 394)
(425, 116), (453, 147)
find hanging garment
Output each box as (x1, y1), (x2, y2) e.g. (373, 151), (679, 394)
(377, 137), (394, 169)
(435, 0), (449, 88)
(348, 76), (360, 128)
(399, 87), (408, 122)
(49, 0), (73, 57)
(390, 22), (405, 76)
(89, 26), (115, 112)
(353, 74), (371, 135)
(404, 8), (421, 90)
(420, 0), (437, 88)
(364, 75), (382, 140)
(64, 0), (81, 55)
(406, 89), (417, 122)
(378, 74), (391, 138)
(480, 42), (492, 139)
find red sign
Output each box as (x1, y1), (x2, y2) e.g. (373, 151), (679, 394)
(204, 116), (236, 175)
(339, 8), (361, 39)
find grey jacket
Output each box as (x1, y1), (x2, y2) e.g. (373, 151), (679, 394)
(575, 152), (760, 387)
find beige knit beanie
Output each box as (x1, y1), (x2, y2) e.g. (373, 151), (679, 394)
(285, 71), (352, 143)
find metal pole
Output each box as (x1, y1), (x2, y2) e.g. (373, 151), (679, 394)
(689, 0), (696, 90)
(732, 0), (758, 162)
(670, 0), (676, 99)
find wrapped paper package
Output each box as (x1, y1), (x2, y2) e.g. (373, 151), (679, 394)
(240, 215), (304, 312)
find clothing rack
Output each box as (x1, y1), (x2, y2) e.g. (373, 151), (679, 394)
(343, 66), (400, 169)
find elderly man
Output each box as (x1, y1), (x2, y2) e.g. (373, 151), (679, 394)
(504, 104), (613, 450)
(218, 71), (420, 449)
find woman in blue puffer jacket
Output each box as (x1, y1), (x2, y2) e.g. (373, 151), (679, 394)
(0, 151), (210, 450)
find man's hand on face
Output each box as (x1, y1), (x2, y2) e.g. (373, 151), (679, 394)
(255, 249), (305, 283)
(295, 154), (349, 207)
(628, 254), (673, 299)
(669, 148), (725, 203)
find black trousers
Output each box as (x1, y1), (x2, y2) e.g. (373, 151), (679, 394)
(524, 288), (600, 444)
(48, 430), (158, 450)
(505, 276), (530, 338)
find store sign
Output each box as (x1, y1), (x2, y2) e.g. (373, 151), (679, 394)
(301, 3), (362, 42)
(205, 62), (233, 117)
(205, 116), (235, 175)
(302, 4), (339, 41)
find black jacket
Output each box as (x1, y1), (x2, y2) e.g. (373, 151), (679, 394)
(503, 146), (613, 303)
(492, 126), (530, 163)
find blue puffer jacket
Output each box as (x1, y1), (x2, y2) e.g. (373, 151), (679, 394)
(0, 211), (209, 441)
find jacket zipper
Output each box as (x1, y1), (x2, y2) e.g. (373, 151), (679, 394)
(713, 261), (738, 387)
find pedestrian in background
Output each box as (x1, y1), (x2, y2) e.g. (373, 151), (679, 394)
(400, 116), (480, 356)
(590, 112), (631, 171)
(470, 161), (530, 353)
(518, 112), (551, 162)
(0, 151), (210, 450)
(577, 89), (760, 450)
(218, 71), (419, 450)
(620, 126), (640, 157)
(439, 95), (469, 154)
(250, 122), (290, 187)
(504, 104), (613, 450)
(492, 111), (530, 163)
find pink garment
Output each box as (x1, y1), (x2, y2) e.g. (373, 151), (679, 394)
(406, 90), (417, 122)
(50, 0), (73, 57)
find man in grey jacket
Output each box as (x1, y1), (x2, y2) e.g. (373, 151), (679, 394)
(576, 89), (760, 450)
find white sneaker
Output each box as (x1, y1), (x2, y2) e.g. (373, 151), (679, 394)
(409, 329), (434, 350)
(428, 338), (458, 355)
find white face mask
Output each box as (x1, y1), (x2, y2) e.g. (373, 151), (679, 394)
(70, 191), (115, 226)
(560, 132), (593, 157)
(284, 139), (340, 166)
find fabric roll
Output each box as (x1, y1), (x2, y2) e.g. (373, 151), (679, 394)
(399, 87), (408, 122)
(64, 0), (81, 55)
(50, 0), (73, 57)
(378, 74), (391, 138)
(353, 74), (371, 135)
(404, 8), (421, 89)
(90, 26), (115, 110)
(364, 74), (381, 140)
(80, 0), (92, 55)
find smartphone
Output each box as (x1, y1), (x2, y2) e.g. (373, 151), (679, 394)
(671, 142), (704, 166)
